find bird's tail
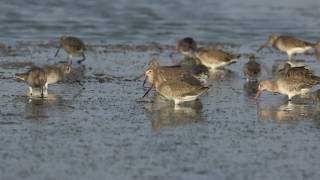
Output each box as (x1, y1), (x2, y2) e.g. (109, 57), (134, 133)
(233, 53), (241, 59)
(198, 86), (209, 95)
(311, 75), (320, 83)
(228, 53), (241, 64)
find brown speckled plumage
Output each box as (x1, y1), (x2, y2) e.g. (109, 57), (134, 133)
(147, 59), (203, 86)
(258, 34), (320, 60)
(176, 37), (197, 57)
(257, 73), (320, 100)
(43, 63), (71, 85)
(60, 36), (86, 53)
(278, 63), (315, 79)
(145, 62), (209, 105)
(243, 55), (261, 81)
(157, 80), (209, 104)
(16, 67), (47, 97)
(273, 36), (314, 49)
(195, 47), (240, 69)
(55, 36), (86, 64)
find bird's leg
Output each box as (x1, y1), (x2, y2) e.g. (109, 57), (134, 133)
(44, 89), (48, 97)
(255, 99), (261, 117)
(44, 83), (48, 97)
(28, 86), (33, 96)
(287, 101), (294, 107)
(68, 54), (73, 64)
(40, 86), (45, 98)
(174, 103), (183, 110)
(174, 100), (181, 105)
(77, 53), (86, 64)
(287, 52), (293, 61)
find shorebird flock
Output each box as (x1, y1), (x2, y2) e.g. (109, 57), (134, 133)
(15, 35), (320, 106)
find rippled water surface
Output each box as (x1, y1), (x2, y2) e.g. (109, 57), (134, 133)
(1, 0), (320, 180)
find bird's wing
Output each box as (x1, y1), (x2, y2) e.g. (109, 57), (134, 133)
(281, 36), (313, 48)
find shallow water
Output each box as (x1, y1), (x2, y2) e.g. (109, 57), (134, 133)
(1, 0), (320, 180)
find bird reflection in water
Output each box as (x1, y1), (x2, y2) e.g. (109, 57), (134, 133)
(143, 94), (204, 131)
(62, 63), (86, 86)
(208, 68), (237, 81)
(22, 93), (70, 120)
(256, 99), (319, 122)
(243, 81), (259, 98)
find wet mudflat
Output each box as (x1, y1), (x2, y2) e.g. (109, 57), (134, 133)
(1, 0), (320, 180)
(0, 42), (320, 180)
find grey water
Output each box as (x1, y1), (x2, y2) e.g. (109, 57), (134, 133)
(1, 0), (320, 180)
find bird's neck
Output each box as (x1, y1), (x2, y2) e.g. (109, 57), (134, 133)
(154, 72), (166, 89)
(266, 81), (279, 93)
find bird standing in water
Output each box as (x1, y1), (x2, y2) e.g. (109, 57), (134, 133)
(257, 34), (320, 60)
(55, 36), (86, 64)
(195, 47), (241, 70)
(243, 55), (261, 82)
(144, 67), (209, 105)
(43, 63), (71, 89)
(173, 37), (241, 69)
(16, 67), (48, 98)
(256, 70), (320, 100)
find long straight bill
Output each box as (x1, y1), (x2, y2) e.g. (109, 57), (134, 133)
(255, 90), (261, 99)
(133, 73), (144, 81)
(142, 77), (147, 87)
(142, 84), (154, 98)
(256, 42), (269, 52)
(54, 46), (61, 57)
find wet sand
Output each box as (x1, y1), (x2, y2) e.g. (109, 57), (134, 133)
(1, 0), (320, 179)
(0, 41), (320, 180)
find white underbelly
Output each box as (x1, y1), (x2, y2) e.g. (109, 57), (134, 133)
(287, 47), (312, 54)
(47, 76), (59, 84)
(202, 61), (230, 69)
(180, 95), (198, 102)
(280, 87), (309, 98)
(174, 95), (199, 104)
